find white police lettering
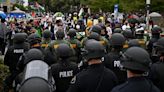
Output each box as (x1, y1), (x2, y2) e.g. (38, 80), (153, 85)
(14, 49), (24, 53)
(114, 60), (121, 67)
(59, 70), (73, 78)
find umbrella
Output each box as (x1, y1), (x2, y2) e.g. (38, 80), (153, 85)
(149, 12), (162, 17)
(0, 11), (6, 19)
(129, 14), (139, 19)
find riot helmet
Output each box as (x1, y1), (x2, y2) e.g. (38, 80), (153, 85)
(122, 29), (133, 39)
(110, 33), (126, 46)
(13, 33), (27, 44)
(83, 40), (105, 61)
(42, 30), (52, 39)
(56, 44), (72, 58)
(121, 47), (151, 72)
(154, 38), (164, 55)
(56, 31), (65, 39)
(89, 25), (102, 34)
(151, 26), (162, 34)
(28, 33), (41, 45)
(67, 28), (76, 38)
(128, 39), (140, 48)
(114, 28), (122, 33)
(19, 60), (54, 92)
(24, 48), (44, 64)
(88, 32), (100, 41)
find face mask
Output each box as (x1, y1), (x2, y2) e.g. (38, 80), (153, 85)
(76, 25), (80, 29)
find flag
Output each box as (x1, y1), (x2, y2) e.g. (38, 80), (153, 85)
(78, 8), (84, 17)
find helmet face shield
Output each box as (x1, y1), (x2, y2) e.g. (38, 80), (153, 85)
(24, 60), (49, 80)
(19, 60), (54, 92)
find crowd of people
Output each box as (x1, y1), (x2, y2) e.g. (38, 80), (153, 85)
(0, 12), (164, 92)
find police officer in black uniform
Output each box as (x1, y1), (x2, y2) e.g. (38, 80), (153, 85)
(41, 30), (52, 49)
(149, 38), (164, 92)
(147, 26), (162, 63)
(17, 48), (44, 73)
(27, 33), (42, 50)
(15, 48), (45, 92)
(19, 60), (55, 92)
(51, 44), (79, 92)
(3, 33), (30, 92)
(67, 40), (118, 92)
(111, 47), (160, 92)
(113, 28), (122, 33)
(104, 33), (127, 84)
(67, 28), (82, 63)
(44, 30), (71, 66)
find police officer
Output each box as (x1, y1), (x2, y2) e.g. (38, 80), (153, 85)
(19, 60), (55, 92)
(67, 28), (82, 63)
(128, 39), (140, 48)
(135, 27), (146, 48)
(3, 33), (30, 92)
(67, 40), (118, 92)
(41, 30), (52, 49)
(122, 29), (134, 50)
(147, 26), (162, 63)
(51, 44), (79, 92)
(44, 30), (71, 66)
(17, 48), (44, 73)
(128, 18), (138, 38)
(113, 28), (122, 33)
(82, 25), (110, 52)
(111, 47), (160, 92)
(15, 48), (45, 92)
(27, 33), (42, 49)
(149, 38), (164, 92)
(104, 33), (127, 84)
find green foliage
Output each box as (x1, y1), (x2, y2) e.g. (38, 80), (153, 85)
(80, 0), (164, 13)
(13, 4), (27, 11)
(0, 57), (10, 91)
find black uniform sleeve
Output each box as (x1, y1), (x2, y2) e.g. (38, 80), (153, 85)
(44, 47), (57, 66)
(4, 47), (12, 66)
(67, 76), (80, 92)
(148, 64), (159, 86)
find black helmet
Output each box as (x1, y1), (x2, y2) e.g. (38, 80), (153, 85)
(90, 25), (102, 34)
(151, 26), (162, 34)
(121, 47), (151, 72)
(24, 48), (44, 64)
(114, 28), (122, 33)
(128, 39), (140, 48)
(110, 33), (126, 46)
(56, 31), (65, 39)
(68, 28), (76, 37)
(20, 78), (51, 92)
(28, 33), (41, 45)
(56, 44), (72, 58)
(122, 29), (133, 39)
(42, 30), (52, 39)
(88, 32), (100, 41)
(13, 33), (27, 44)
(154, 38), (164, 55)
(83, 40), (105, 60)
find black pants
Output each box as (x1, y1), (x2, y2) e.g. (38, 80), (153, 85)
(0, 38), (6, 55)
